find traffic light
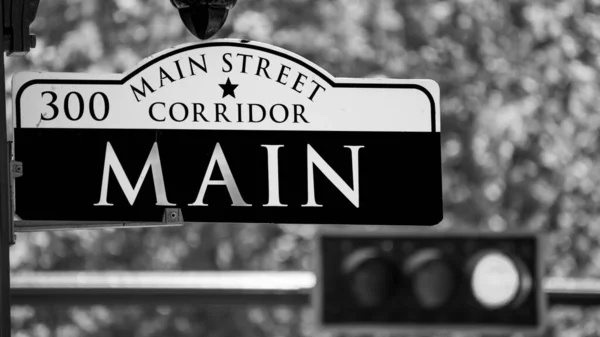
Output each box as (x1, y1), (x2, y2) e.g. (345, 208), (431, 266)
(3, 0), (41, 55)
(312, 228), (546, 334)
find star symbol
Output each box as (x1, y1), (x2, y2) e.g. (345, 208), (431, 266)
(219, 78), (239, 99)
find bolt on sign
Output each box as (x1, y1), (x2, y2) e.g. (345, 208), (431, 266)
(12, 39), (442, 226)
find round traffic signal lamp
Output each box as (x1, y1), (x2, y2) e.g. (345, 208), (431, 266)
(343, 248), (400, 307)
(468, 250), (532, 309)
(404, 249), (456, 309)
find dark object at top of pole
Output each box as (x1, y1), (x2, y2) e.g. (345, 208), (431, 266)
(3, 0), (40, 56)
(171, 0), (237, 40)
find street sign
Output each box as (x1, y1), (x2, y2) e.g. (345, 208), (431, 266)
(12, 39), (442, 226)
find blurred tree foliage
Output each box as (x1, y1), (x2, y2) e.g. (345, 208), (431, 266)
(6, 0), (600, 336)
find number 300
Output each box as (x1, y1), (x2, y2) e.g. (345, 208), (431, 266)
(41, 91), (110, 122)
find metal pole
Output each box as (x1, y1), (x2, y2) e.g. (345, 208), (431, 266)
(0, 0), (12, 334)
(10, 272), (600, 308)
(13, 220), (183, 232)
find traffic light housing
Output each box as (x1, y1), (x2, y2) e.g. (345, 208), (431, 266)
(3, 0), (40, 55)
(170, 0), (237, 40)
(312, 228), (546, 334)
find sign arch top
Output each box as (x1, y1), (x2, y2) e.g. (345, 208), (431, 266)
(14, 39), (439, 133)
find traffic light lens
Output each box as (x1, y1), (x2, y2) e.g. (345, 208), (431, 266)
(349, 258), (398, 307)
(412, 260), (454, 309)
(471, 252), (520, 309)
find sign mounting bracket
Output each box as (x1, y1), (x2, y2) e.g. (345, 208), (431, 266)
(8, 143), (18, 245)
(163, 208), (184, 224)
(11, 160), (22, 178)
